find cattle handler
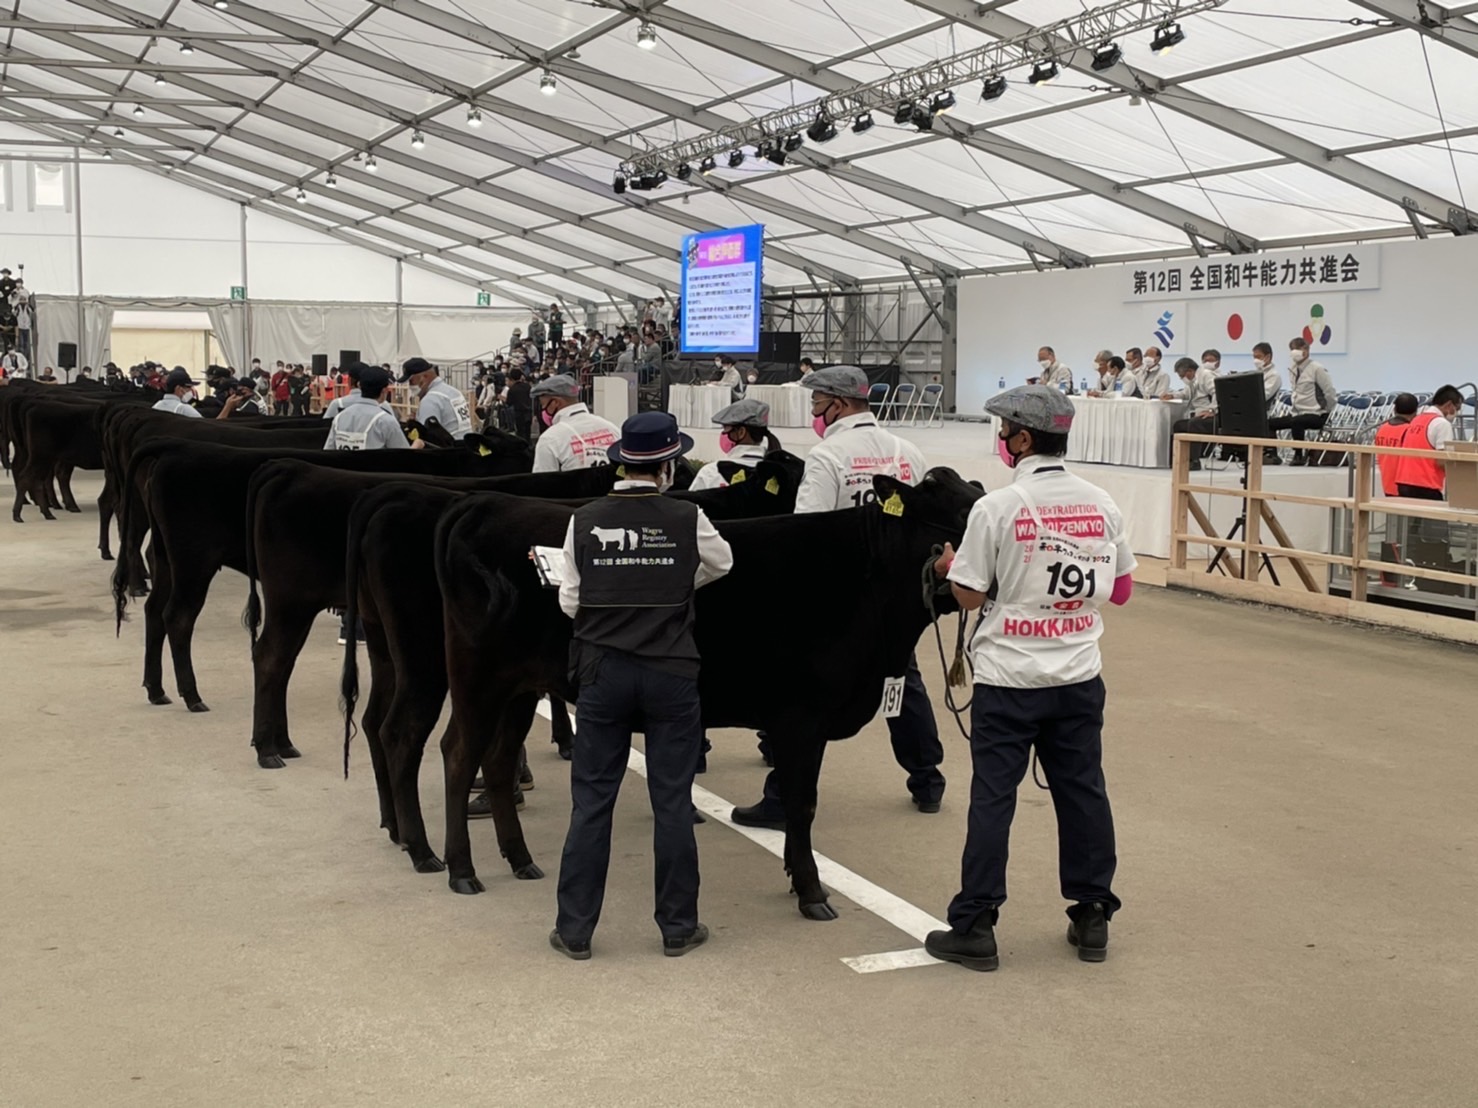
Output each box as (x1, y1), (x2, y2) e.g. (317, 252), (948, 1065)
(925, 386), (1135, 972)
(731, 364), (945, 828)
(550, 411), (733, 960)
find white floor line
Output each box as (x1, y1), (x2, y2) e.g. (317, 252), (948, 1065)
(536, 698), (945, 974)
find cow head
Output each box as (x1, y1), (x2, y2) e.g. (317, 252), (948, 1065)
(870, 467), (982, 548)
(709, 450), (805, 515)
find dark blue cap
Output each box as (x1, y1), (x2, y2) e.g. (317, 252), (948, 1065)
(607, 410), (694, 464)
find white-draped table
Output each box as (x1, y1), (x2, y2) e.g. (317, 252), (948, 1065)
(667, 383), (733, 428)
(1066, 396), (1187, 468)
(744, 383), (811, 428)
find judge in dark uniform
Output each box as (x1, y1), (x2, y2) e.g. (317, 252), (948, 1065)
(549, 411), (733, 961)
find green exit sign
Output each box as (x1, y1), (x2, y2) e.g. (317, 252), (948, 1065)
(230, 285), (246, 300)
(476, 291), (491, 307)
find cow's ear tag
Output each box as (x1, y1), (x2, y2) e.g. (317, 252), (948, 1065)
(477, 444), (492, 457)
(882, 491), (905, 517)
(616, 464), (626, 478)
(408, 428), (420, 442)
(730, 469), (746, 484)
(764, 477), (780, 495)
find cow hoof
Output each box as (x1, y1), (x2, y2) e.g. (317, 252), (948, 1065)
(101, 551), (114, 561)
(66, 505), (82, 514)
(449, 876), (485, 895)
(557, 747), (572, 762)
(147, 691), (173, 706)
(128, 586), (148, 598)
(414, 855), (447, 874)
(280, 744), (302, 759)
(513, 862), (545, 880)
(799, 901), (839, 921)
(257, 753), (287, 770)
(187, 700), (210, 714)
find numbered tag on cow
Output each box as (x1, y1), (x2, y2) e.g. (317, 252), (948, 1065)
(881, 675), (906, 719)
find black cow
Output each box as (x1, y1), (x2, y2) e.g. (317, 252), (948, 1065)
(336, 453), (805, 872)
(429, 470), (980, 919)
(115, 432), (532, 712)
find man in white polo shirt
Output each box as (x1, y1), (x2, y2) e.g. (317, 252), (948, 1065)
(530, 373), (620, 473)
(925, 385), (1135, 972)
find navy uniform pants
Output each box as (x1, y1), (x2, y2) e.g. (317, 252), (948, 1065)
(947, 677), (1120, 933)
(556, 653), (702, 943)
(757, 653), (945, 808)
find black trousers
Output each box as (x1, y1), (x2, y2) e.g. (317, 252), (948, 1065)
(1170, 417), (1216, 465)
(556, 653), (702, 943)
(947, 677), (1120, 933)
(1396, 484), (1443, 501)
(1267, 412), (1328, 442)
(758, 653), (945, 808)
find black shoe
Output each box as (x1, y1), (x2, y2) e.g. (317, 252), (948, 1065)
(467, 791), (492, 819)
(925, 923), (999, 972)
(519, 764), (534, 789)
(911, 795), (941, 814)
(1187, 459), (1202, 472)
(1066, 901), (1110, 963)
(1263, 451), (1283, 466)
(695, 753), (707, 775)
(470, 773), (485, 791)
(692, 807), (706, 825)
(663, 923), (709, 957)
(729, 802), (786, 831)
(1289, 456), (1308, 466)
(549, 929), (591, 961)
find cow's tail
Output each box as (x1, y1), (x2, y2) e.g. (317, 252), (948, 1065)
(112, 447), (153, 634)
(241, 471), (264, 645)
(340, 498), (369, 779)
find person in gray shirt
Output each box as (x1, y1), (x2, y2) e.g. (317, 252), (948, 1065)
(324, 366), (416, 450)
(1267, 337), (1337, 465)
(399, 356), (473, 439)
(1168, 357), (1218, 469)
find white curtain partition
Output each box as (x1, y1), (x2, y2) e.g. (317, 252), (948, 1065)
(402, 307), (530, 364)
(205, 303), (247, 370)
(240, 304), (399, 370)
(34, 296), (115, 372)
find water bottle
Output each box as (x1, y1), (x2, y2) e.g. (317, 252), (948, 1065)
(998, 375), (1005, 390)
(1059, 379), (1069, 394)
(1113, 377), (1123, 394)
(1080, 377), (1088, 394)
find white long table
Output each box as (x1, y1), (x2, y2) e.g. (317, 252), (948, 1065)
(1066, 396), (1187, 468)
(667, 383), (733, 428)
(744, 383), (811, 428)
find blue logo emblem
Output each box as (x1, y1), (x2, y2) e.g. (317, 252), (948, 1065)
(1153, 310), (1175, 346)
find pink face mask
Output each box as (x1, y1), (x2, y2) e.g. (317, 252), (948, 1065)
(997, 434), (1016, 468)
(540, 408), (553, 428)
(812, 415), (829, 438)
(718, 432), (735, 454)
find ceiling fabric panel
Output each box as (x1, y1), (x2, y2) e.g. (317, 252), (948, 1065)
(3, 0), (1473, 294)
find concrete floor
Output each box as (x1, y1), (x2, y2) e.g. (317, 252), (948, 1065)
(3, 475), (1475, 1107)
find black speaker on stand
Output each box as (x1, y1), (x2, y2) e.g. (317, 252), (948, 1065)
(311, 353), (329, 376)
(338, 349), (360, 370)
(58, 341), (77, 370)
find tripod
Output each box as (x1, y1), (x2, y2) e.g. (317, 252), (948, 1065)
(1206, 462), (1280, 584)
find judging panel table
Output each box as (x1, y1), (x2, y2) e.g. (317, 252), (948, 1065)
(667, 383), (734, 428)
(743, 384), (811, 428)
(1066, 396), (1187, 468)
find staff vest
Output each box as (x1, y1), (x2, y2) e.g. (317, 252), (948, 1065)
(572, 492), (701, 677)
(1396, 412), (1445, 493)
(1372, 418), (1414, 497)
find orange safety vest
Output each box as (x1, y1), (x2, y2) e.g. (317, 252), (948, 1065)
(1372, 418), (1414, 497)
(1395, 411), (1445, 493)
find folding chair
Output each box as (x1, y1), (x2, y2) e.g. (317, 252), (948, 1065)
(882, 382), (917, 425)
(867, 381), (890, 417)
(911, 382), (945, 428)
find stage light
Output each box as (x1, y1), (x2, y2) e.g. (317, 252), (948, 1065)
(728, 149), (744, 169)
(783, 132), (803, 153)
(761, 140), (786, 166)
(113, 127), (124, 137)
(613, 171), (627, 195)
(1028, 60), (1059, 86)
(213, 0), (228, 8)
(893, 99), (914, 125)
(133, 104), (144, 117)
(910, 105), (934, 132)
(326, 174), (338, 188)
(806, 113), (837, 143)
(366, 154), (379, 172)
(636, 22), (657, 49)
(980, 74), (1007, 101)
(852, 112), (874, 134)
(179, 42), (193, 55)
(1091, 42), (1122, 71)
(539, 71), (557, 96)
(295, 188), (307, 203)
(930, 90), (955, 115)
(699, 155), (716, 175)
(1151, 22), (1184, 54)
(410, 130), (426, 149)
(676, 162), (692, 181)
(101, 148), (112, 158)
(467, 105), (482, 127)
(154, 74), (167, 86)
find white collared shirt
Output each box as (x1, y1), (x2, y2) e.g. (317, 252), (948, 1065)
(152, 394), (202, 418)
(795, 411), (926, 514)
(416, 377), (473, 439)
(532, 402), (621, 473)
(688, 443), (766, 490)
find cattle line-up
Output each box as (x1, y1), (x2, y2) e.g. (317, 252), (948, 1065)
(0, 377), (980, 922)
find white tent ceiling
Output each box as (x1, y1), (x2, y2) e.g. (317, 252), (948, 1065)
(0, 0), (1474, 310)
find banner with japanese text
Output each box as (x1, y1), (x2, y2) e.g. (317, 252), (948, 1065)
(1124, 246), (1380, 303)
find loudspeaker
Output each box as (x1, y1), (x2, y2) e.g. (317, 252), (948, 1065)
(338, 349), (360, 369)
(57, 341), (77, 369)
(758, 331), (800, 366)
(311, 353), (328, 375)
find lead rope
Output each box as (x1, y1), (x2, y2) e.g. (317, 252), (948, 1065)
(922, 546), (1050, 790)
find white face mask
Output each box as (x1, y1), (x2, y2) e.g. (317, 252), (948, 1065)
(1145, 356), (1159, 367)
(1253, 358), (1268, 369)
(1291, 350), (1308, 364)
(1202, 361), (1218, 372)
(1038, 359), (1053, 371)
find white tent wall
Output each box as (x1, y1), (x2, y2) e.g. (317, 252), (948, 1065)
(956, 236), (1478, 412)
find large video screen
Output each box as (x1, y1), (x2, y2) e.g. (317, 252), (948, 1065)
(679, 223), (764, 355)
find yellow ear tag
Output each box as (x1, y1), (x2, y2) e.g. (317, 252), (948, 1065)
(764, 476), (780, 495)
(882, 491), (905, 517)
(408, 428), (420, 442)
(477, 444), (491, 457)
(616, 465), (627, 478)
(730, 469), (747, 484)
